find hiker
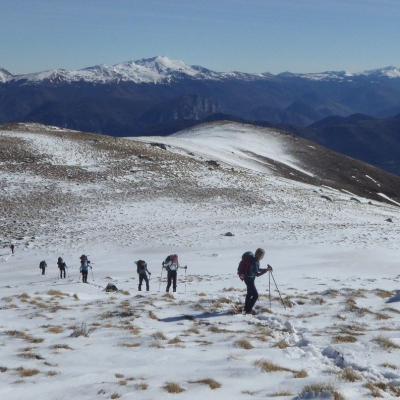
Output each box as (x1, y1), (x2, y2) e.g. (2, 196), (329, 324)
(163, 254), (185, 292)
(57, 257), (67, 279)
(39, 260), (47, 275)
(136, 260), (151, 291)
(80, 254), (91, 283)
(10, 244), (14, 254)
(238, 248), (272, 315)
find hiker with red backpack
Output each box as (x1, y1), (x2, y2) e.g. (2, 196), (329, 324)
(162, 254), (186, 292)
(238, 248), (272, 315)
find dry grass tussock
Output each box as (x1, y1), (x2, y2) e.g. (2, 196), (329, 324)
(235, 339), (254, 349)
(164, 382), (185, 393)
(373, 336), (400, 350)
(47, 290), (69, 297)
(47, 326), (64, 334)
(333, 335), (357, 344)
(110, 393), (121, 399)
(51, 344), (73, 350)
(5, 330), (44, 344)
(270, 391), (293, 397)
(69, 323), (89, 338)
(135, 382), (148, 390)
(16, 367), (40, 377)
(297, 384), (344, 400)
(375, 289), (394, 299)
(340, 367), (362, 382)
(381, 362), (398, 369)
(189, 378), (221, 389)
(364, 381), (400, 397)
(255, 360), (294, 373)
(152, 331), (167, 340)
(274, 339), (290, 349)
(293, 370), (308, 378)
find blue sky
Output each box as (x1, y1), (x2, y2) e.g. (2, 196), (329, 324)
(1, 0), (400, 74)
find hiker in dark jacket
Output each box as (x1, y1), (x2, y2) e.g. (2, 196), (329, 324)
(10, 244), (15, 254)
(39, 260), (47, 275)
(57, 257), (67, 279)
(136, 260), (151, 291)
(80, 255), (91, 283)
(241, 248), (271, 315)
(163, 254), (185, 292)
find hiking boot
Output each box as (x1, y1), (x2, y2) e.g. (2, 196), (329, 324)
(247, 310), (257, 315)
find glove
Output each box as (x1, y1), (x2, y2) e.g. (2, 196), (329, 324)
(239, 274), (245, 281)
(266, 264), (273, 272)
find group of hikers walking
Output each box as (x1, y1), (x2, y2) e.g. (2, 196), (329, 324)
(38, 255), (92, 281)
(135, 254), (187, 292)
(35, 248), (281, 314)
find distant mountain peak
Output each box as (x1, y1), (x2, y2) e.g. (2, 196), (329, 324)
(0, 67), (12, 83)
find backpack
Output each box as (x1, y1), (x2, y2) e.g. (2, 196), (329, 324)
(163, 254), (178, 271)
(136, 260), (147, 274)
(237, 252), (254, 280)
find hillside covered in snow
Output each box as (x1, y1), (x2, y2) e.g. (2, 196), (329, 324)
(1, 122), (400, 399)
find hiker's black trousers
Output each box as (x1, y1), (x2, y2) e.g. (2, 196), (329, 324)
(166, 270), (177, 292)
(244, 277), (258, 313)
(138, 273), (149, 291)
(40, 267), (45, 275)
(82, 271), (88, 283)
(59, 267), (66, 279)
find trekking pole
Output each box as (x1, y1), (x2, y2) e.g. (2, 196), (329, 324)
(158, 266), (163, 292)
(91, 268), (95, 282)
(184, 266), (187, 294)
(270, 270), (286, 310)
(268, 271), (272, 310)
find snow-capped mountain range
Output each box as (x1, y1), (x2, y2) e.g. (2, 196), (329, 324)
(1, 56), (400, 84)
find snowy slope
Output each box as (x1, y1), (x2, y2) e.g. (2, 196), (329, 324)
(1, 123), (400, 399)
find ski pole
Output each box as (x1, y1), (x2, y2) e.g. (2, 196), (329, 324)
(158, 266), (163, 292)
(268, 271), (271, 309)
(91, 268), (95, 282)
(184, 266), (187, 294)
(270, 269), (286, 310)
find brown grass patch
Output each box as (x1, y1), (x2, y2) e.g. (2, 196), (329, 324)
(374, 336), (400, 351)
(120, 342), (141, 348)
(51, 344), (73, 350)
(47, 326), (64, 334)
(270, 392), (293, 397)
(340, 367), (362, 382)
(152, 331), (166, 340)
(168, 336), (183, 345)
(189, 378), (221, 389)
(47, 290), (68, 297)
(381, 362), (397, 369)
(235, 339), (254, 350)
(135, 382), (148, 390)
(375, 289), (393, 299)
(164, 382), (185, 393)
(333, 335), (357, 343)
(293, 370), (308, 378)
(298, 384), (344, 400)
(255, 360), (294, 373)
(16, 367), (40, 377)
(274, 339), (290, 349)
(148, 310), (159, 320)
(110, 393), (121, 399)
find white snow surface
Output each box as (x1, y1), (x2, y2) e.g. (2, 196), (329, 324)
(136, 122), (314, 177)
(1, 124), (400, 399)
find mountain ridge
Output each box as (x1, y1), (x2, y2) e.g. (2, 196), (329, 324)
(1, 56), (400, 85)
